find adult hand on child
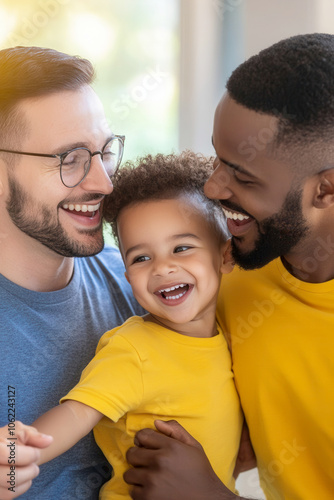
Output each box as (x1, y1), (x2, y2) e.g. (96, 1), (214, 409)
(124, 419), (245, 500)
(0, 422), (52, 499)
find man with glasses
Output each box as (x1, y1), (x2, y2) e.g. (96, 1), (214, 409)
(0, 46), (142, 499)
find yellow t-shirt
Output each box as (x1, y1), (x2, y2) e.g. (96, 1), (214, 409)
(62, 316), (243, 499)
(217, 258), (334, 500)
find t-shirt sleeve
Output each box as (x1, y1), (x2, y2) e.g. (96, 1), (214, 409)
(60, 331), (144, 422)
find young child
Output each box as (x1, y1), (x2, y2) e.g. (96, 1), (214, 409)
(32, 151), (243, 499)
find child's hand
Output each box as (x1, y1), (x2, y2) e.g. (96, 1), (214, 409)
(0, 421), (53, 499)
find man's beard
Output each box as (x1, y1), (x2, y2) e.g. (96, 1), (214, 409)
(6, 175), (104, 258)
(227, 188), (310, 270)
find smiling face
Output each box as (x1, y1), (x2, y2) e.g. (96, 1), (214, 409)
(118, 196), (232, 337)
(205, 94), (311, 269)
(0, 86), (114, 257)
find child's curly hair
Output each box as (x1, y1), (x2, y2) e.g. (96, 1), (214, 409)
(103, 150), (228, 246)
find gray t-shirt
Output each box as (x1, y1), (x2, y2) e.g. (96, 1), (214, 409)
(1, 246), (143, 499)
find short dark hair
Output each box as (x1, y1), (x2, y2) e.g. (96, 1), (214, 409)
(103, 151), (228, 246)
(226, 33), (334, 149)
(0, 46), (95, 149)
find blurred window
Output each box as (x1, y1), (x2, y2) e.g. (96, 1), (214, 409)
(0, 0), (179, 161)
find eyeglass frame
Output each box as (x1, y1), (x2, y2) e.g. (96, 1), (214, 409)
(0, 134), (125, 188)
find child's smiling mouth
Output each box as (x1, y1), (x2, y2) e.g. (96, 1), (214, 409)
(154, 283), (194, 305)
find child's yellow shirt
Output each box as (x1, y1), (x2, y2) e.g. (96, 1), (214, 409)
(62, 316), (243, 499)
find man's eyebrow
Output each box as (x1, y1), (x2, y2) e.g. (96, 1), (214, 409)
(211, 136), (258, 179)
(52, 142), (89, 154)
(52, 135), (114, 154)
(219, 156), (258, 179)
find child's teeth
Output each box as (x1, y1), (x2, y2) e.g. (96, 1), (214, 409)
(165, 291), (186, 300)
(159, 284), (186, 293)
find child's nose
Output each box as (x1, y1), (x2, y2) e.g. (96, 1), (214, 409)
(152, 258), (177, 276)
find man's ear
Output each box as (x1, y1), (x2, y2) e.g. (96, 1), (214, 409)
(313, 169), (334, 208)
(220, 239), (234, 274)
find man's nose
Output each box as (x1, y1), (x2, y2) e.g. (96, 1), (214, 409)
(79, 154), (113, 195)
(204, 163), (233, 200)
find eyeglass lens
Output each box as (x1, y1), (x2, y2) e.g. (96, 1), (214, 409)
(60, 137), (123, 188)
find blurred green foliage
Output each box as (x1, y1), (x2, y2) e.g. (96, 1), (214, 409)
(0, 0), (179, 161)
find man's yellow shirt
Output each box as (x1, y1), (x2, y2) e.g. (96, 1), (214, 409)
(217, 257), (334, 500)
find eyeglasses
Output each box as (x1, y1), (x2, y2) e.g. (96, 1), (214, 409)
(0, 135), (125, 188)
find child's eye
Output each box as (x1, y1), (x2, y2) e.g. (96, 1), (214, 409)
(174, 245), (191, 253)
(132, 255), (150, 264)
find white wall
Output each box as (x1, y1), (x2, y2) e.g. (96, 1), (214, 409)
(243, 0), (334, 58)
(179, 0), (225, 154)
(179, 0), (334, 155)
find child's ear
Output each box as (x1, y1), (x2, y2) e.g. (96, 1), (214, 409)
(220, 239), (234, 274)
(124, 271), (130, 284)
